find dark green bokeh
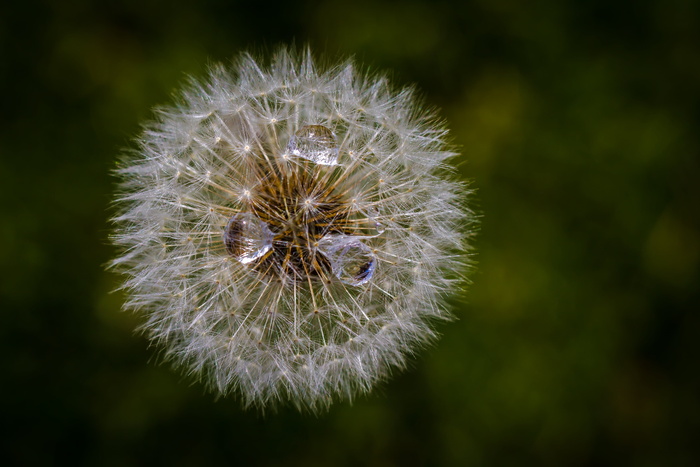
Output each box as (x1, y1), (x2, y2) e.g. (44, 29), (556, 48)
(2, 0), (699, 465)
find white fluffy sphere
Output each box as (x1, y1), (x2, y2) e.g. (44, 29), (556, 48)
(112, 48), (474, 411)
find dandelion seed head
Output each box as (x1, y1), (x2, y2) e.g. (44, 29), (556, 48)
(111, 47), (475, 411)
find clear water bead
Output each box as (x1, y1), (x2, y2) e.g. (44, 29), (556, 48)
(286, 125), (339, 166)
(224, 212), (274, 264)
(318, 235), (377, 286)
(366, 209), (386, 236)
(372, 219), (385, 235)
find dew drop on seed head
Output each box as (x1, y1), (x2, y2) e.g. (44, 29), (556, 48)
(351, 209), (385, 237)
(373, 219), (385, 235)
(364, 221), (385, 238)
(224, 212), (273, 264)
(286, 125), (339, 166)
(366, 209), (386, 237)
(317, 235), (376, 286)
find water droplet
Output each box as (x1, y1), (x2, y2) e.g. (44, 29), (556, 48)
(373, 219), (385, 235)
(348, 209), (385, 237)
(224, 213), (273, 264)
(366, 209), (385, 236)
(286, 125), (339, 165)
(318, 235), (376, 286)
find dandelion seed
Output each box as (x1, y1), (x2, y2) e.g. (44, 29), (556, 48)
(111, 47), (475, 411)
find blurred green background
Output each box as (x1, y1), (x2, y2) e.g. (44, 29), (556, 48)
(2, 0), (699, 465)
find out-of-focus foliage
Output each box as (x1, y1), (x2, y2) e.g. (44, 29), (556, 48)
(1, 0), (698, 465)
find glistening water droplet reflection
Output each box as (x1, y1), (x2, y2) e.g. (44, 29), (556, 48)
(286, 125), (339, 166)
(317, 235), (377, 286)
(366, 208), (386, 236)
(224, 212), (273, 264)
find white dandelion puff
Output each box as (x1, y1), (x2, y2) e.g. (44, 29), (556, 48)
(111, 47), (475, 411)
